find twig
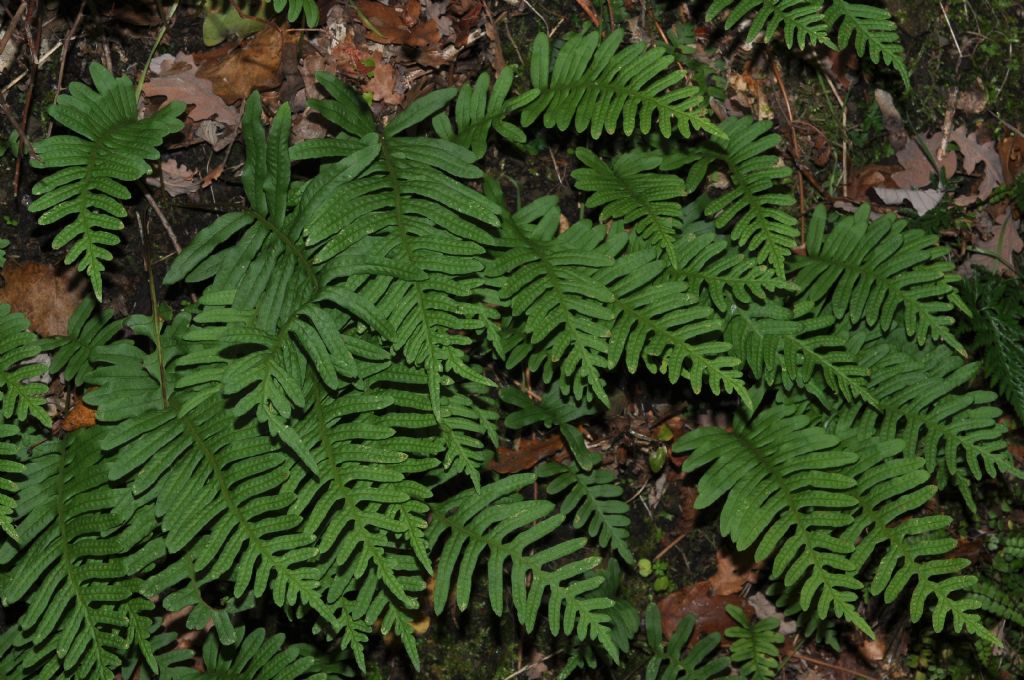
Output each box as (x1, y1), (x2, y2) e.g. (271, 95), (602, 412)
(940, 3), (963, 59)
(653, 529), (687, 562)
(136, 0), (178, 99)
(501, 651), (561, 680)
(143, 188), (183, 254)
(48, 1), (85, 137)
(575, 0), (600, 27)
(790, 651), (879, 680)
(771, 58), (806, 245)
(0, 1), (27, 57)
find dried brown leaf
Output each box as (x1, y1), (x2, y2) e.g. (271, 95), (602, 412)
(196, 26), (286, 104)
(0, 262), (84, 337)
(144, 53), (240, 126)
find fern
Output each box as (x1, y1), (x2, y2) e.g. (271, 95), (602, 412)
(644, 604), (730, 680)
(707, 0), (834, 50)
(521, 29), (722, 140)
(538, 452), (634, 563)
(28, 63), (184, 299)
(959, 270), (1024, 421)
(663, 116), (799, 275)
(793, 205), (968, 354)
(724, 605), (784, 680)
(572, 148), (687, 268)
(705, 0), (910, 86)
(427, 474), (619, 657)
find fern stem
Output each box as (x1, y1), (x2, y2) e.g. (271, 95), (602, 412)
(136, 0), (178, 100)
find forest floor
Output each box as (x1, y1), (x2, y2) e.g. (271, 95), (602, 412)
(2, 0), (1024, 678)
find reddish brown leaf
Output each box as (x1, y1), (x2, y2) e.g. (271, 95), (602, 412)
(195, 26), (288, 104)
(657, 581), (749, 643)
(356, 0), (441, 47)
(0, 262), (85, 337)
(486, 435), (564, 474)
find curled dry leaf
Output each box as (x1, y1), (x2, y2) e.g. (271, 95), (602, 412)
(657, 581), (748, 643)
(195, 25), (289, 104)
(147, 158), (201, 197)
(357, 0), (441, 48)
(144, 53), (240, 127)
(0, 262), (85, 337)
(707, 549), (761, 596)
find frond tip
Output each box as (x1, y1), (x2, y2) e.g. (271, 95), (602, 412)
(29, 63), (184, 300)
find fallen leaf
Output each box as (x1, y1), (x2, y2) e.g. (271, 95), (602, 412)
(965, 206), (1023, 275)
(196, 26), (287, 104)
(707, 549), (760, 596)
(747, 592), (797, 636)
(891, 133), (957, 188)
(872, 186), (944, 215)
(657, 581), (748, 643)
(147, 158), (201, 197)
(0, 262), (85, 336)
(363, 61), (404, 105)
(60, 394), (97, 432)
(144, 53), (240, 127)
(999, 134), (1024, 185)
(356, 0), (441, 47)
(949, 126), (1002, 200)
(486, 435), (564, 474)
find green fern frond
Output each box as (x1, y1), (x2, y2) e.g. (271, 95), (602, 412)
(29, 63), (184, 299)
(724, 605), (784, 680)
(663, 116), (798, 275)
(538, 455), (634, 563)
(793, 205), (967, 354)
(182, 626), (329, 679)
(724, 301), (874, 404)
(432, 67), (535, 159)
(839, 332), (1012, 502)
(677, 405), (870, 632)
(521, 29), (722, 140)
(47, 297), (123, 384)
(490, 197), (617, 404)
(0, 305), (50, 426)
(668, 226), (798, 313)
(825, 1), (910, 87)
(707, 0), (835, 50)
(0, 430), (159, 680)
(0, 425), (25, 540)
(644, 604), (730, 680)
(959, 271), (1024, 421)
(428, 474), (618, 659)
(270, 0), (318, 26)
(602, 243), (748, 404)
(572, 148), (687, 268)
(501, 385), (596, 465)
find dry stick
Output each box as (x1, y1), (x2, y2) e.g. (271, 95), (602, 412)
(13, 0), (40, 196)
(771, 58), (806, 246)
(47, 1), (85, 137)
(652, 528), (687, 562)
(143, 189), (183, 254)
(790, 651), (879, 680)
(606, 0), (614, 30)
(821, 74), (848, 196)
(0, 1), (28, 56)
(575, 0), (601, 27)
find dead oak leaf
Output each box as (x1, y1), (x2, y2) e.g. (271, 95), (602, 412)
(0, 262), (85, 337)
(363, 61), (405, 105)
(144, 53), (240, 127)
(147, 158), (201, 197)
(357, 0), (441, 47)
(949, 126), (1002, 201)
(891, 132), (957, 189)
(707, 549), (761, 597)
(657, 581), (748, 643)
(195, 25), (288, 104)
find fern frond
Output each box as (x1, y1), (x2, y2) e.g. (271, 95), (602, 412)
(0, 429), (159, 679)
(707, 0), (834, 50)
(490, 197), (617, 404)
(501, 385), (596, 465)
(825, 1), (910, 87)
(724, 301), (874, 405)
(572, 148), (686, 267)
(538, 456), (634, 563)
(793, 205), (967, 354)
(0, 425), (25, 540)
(521, 29), (722, 139)
(29, 63), (184, 299)
(269, 0), (318, 26)
(677, 405), (870, 632)
(0, 304), (50, 426)
(47, 297), (123, 384)
(839, 332), (1012, 502)
(959, 270), (1024, 421)
(663, 116), (798, 275)
(602, 243), (748, 404)
(644, 604), (730, 680)
(428, 474), (618, 658)
(668, 226), (798, 313)
(724, 605), (784, 680)
(432, 67), (534, 159)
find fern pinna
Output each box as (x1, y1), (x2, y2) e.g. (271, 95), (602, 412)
(1, 12), (1018, 679)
